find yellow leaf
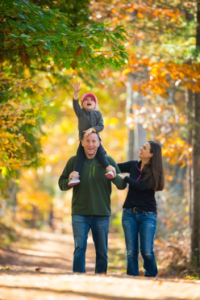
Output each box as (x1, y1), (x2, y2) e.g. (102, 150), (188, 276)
(122, 68), (132, 75)
(179, 117), (185, 124)
(2, 167), (7, 176)
(109, 118), (119, 125)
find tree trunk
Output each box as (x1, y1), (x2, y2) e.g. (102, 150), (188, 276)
(169, 164), (187, 197)
(191, 91), (200, 268)
(126, 74), (134, 160)
(133, 92), (146, 159)
(31, 205), (37, 228)
(186, 89), (194, 230)
(126, 74), (146, 160)
(191, 0), (200, 269)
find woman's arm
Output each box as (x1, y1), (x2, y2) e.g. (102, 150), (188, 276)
(117, 161), (132, 173)
(124, 176), (149, 191)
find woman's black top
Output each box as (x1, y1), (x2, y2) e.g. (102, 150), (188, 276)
(118, 160), (157, 213)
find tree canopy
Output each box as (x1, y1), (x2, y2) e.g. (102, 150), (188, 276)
(0, 0), (129, 180)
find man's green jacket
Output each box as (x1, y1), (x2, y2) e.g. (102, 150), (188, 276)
(58, 155), (126, 216)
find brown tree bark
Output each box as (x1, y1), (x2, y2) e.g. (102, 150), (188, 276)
(126, 74), (134, 160)
(186, 89), (194, 229)
(191, 0), (200, 269)
(126, 73), (146, 160)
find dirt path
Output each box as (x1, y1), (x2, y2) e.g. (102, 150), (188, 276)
(0, 227), (200, 300)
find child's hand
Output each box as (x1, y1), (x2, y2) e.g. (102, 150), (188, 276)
(72, 82), (81, 99)
(83, 128), (94, 137)
(106, 165), (116, 177)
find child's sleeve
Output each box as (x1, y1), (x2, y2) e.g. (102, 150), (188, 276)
(92, 112), (104, 133)
(73, 99), (82, 118)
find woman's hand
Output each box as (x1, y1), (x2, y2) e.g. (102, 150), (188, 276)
(118, 174), (126, 179)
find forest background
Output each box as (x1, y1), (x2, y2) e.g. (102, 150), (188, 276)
(1, 0), (200, 276)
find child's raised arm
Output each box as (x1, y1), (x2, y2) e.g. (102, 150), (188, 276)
(72, 82), (81, 100)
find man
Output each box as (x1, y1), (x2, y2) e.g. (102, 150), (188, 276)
(58, 132), (126, 274)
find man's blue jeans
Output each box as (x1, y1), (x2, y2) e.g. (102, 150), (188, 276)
(122, 208), (158, 277)
(72, 215), (109, 273)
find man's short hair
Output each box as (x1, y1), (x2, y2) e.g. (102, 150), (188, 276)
(82, 132), (98, 140)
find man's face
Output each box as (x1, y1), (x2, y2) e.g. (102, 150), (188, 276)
(81, 133), (100, 158)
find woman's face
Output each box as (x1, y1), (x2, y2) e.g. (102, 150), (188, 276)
(138, 142), (153, 160)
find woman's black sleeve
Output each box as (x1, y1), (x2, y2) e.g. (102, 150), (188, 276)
(124, 176), (149, 191)
(117, 161), (132, 173)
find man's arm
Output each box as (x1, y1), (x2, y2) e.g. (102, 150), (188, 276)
(107, 156), (127, 190)
(58, 157), (76, 191)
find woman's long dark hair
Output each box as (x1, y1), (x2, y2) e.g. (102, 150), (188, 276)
(142, 141), (165, 191)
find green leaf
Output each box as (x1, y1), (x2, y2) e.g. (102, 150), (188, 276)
(26, 25), (36, 32)
(78, 43), (86, 47)
(9, 34), (18, 38)
(20, 34), (30, 39)
(18, 12), (26, 19)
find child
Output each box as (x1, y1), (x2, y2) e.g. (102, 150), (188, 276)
(68, 82), (115, 186)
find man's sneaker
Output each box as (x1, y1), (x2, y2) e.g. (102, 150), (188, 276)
(68, 177), (80, 187)
(105, 170), (115, 179)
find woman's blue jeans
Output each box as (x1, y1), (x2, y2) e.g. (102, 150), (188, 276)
(72, 215), (109, 273)
(122, 208), (158, 277)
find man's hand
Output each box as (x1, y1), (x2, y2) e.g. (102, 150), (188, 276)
(83, 128), (95, 137)
(72, 82), (81, 100)
(69, 171), (79, 181)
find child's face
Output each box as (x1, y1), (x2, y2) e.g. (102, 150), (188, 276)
(82, 97), (96, 111)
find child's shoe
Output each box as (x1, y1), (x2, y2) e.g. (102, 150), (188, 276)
(68, 177), (80, 186)
(105, 170), (115, 179)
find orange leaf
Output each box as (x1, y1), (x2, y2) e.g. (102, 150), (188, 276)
(137, 12), (144, 18)
(132, 85), (139, 91)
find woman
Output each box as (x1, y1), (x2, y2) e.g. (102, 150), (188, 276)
(118, 141), (164, 277)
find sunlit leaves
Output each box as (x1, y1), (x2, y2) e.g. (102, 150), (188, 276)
(123, 56), (200, 99)
(0, 102), (43, 175)
(128, 101), (192, 166)
(0, 0), (130, 182)
(0, 0), (129, 71)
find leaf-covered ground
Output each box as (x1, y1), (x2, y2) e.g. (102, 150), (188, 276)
(0, 227), (200, 300)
